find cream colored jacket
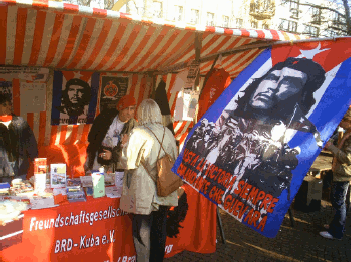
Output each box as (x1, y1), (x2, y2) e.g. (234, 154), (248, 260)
(120, 123), (178, 215)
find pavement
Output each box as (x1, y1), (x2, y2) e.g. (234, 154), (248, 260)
(165, 200), (351, 262)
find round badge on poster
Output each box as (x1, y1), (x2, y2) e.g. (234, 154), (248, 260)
(103, 81), (118, 98)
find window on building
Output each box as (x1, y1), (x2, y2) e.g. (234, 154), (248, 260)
(290, 0), (299, 18)
(303, 25), (319, 37)
(222, 15), (229, 27)
(251, 21), (258, 28)
(190, 9), (199, 24)
(174, 5), (183, 21)
(279, 19), (297, 33)
(236, 18), (243, 28)
(333, 11), (346, 26)
(152, 1), (162, 18)
(332, 11), (340, 22)
(207, 12), (215, 26)
(311, 7), (321, 24)
(137, 7), (144, 16)
(324, 29), (337, 37)
(281, 0), (299, 6)
(250, 1), (256, 12)
(290, 0), (299, 9)
(263, 0), (271, 9)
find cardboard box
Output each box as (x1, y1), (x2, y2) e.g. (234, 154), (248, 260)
(294, 176), (323, 212)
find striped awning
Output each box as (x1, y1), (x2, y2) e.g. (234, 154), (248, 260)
(0, 0), (309, 78)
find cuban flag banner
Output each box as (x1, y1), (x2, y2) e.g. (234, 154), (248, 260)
(172, 38), (351, 238)
(51, 71), (99, 125)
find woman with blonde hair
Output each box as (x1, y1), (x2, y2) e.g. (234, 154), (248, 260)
(120, 99), (178, 262)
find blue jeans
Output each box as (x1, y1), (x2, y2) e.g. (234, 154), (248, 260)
(328, 181), (350, 239)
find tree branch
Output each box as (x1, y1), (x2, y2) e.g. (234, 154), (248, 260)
(342, 0), (351, 35)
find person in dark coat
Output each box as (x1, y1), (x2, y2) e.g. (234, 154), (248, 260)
(85, 94), (138, 172)
(0, 93), (38, 182)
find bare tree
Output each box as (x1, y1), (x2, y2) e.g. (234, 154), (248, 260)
(104, 0), (116, 10)
(342, 0), (351, 34)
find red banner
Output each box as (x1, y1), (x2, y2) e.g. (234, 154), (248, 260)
(1, 185), (216, 262)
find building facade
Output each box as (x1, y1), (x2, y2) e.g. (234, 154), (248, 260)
(61, 0), (348, 37)
(273, 0), (347, 37)
(121, 0), (347, 37)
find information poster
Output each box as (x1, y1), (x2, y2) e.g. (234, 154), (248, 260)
(99, 76), (129, 112)
(0, 67), (49, 82)
(20, 82), (46, 114)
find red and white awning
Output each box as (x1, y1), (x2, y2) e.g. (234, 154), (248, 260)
(0, 0), (309, 78)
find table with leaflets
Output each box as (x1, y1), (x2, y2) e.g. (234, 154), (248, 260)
(1, 184), (216, 262)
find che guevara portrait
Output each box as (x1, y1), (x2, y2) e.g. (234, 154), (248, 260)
(186, 57), (326, 200)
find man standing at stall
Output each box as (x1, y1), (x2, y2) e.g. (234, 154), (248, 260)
(0, 93), (38, 183)
(320, 107), (351, 240)
(85, 94), (138, 172)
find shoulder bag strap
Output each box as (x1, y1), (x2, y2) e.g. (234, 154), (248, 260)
(145, 126), (166, 158)
(140, 126), (166, 183)
(140, 160), (156, 183)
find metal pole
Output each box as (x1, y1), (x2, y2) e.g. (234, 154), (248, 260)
(156, 36), (351, 75)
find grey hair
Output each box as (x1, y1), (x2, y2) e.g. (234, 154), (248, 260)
(137, 99), (163, 126)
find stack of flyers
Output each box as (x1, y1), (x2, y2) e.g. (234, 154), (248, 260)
(0, 183), (11, 196)
(66, 179), (85, 203)
(66, 178), (82, 189)
(79, 176), (93, 187)
(30, 195), (58, 209)
(84, 187), (94, 196)
(105, 186), (122, 198)
(50, 164), (66, 188)
(80, 176), (93, 197)
(66, 188), (86, 203)
(115, 171), (124, 188)
(104, 173), (115, 186)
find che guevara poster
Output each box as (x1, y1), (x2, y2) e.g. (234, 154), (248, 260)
(51, 71), (99, 125)
(172, 39), (351, 237)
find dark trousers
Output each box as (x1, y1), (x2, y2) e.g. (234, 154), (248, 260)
(132, 206), (169, 262)
(328, 181), (350, 239)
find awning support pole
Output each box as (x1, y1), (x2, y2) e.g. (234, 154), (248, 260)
(194, 32), (202, 91)
(156, 36), (351, 75)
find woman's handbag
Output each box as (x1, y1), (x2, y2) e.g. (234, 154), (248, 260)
(141, 126), (183, 197)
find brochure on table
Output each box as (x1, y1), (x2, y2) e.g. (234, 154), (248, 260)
(50, 163), (67, 188)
